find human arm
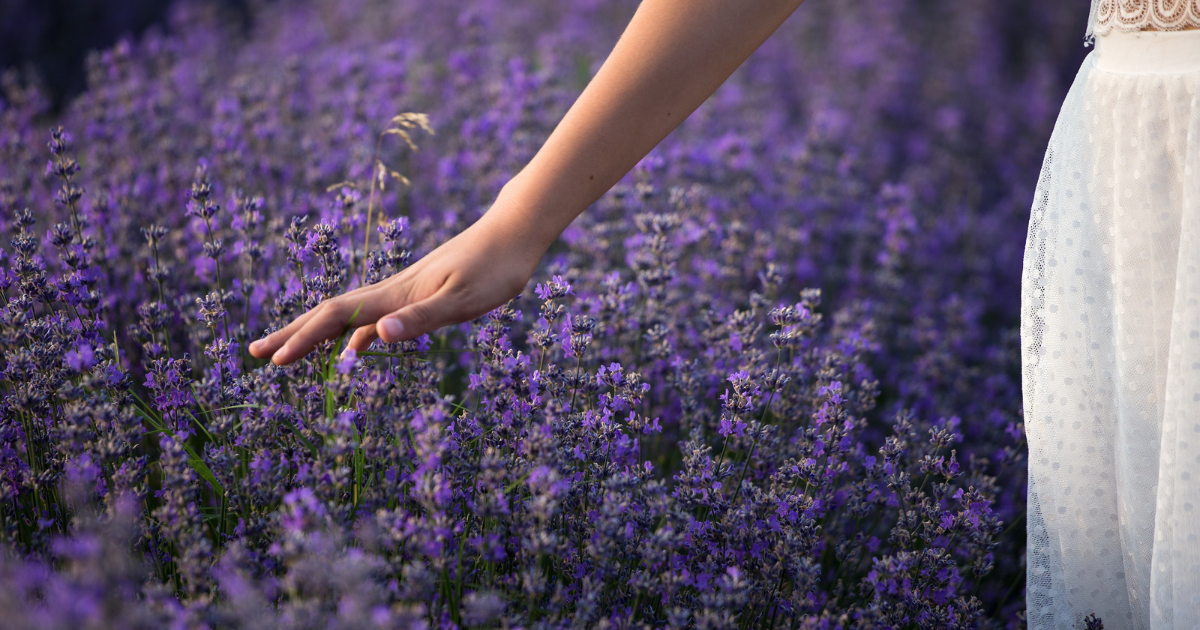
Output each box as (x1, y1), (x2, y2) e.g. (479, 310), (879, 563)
(249, 0), (806, 365)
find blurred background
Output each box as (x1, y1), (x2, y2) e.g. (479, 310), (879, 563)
(3, 0), (1090, 113)
(0, 0), (249, 111)
(0, 0), (1098, 622)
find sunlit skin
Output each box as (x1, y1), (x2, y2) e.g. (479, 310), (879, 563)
(248, 0), (807, 366)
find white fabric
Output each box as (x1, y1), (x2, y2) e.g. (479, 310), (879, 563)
(1088, 0), (1200, 39)
(1022, 29), (1200, 630)
(1094, 29), (1200, 73)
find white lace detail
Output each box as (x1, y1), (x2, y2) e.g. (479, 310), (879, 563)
(1088, 0), (1200, 39)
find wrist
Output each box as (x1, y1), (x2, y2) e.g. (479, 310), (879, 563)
(490, 173), (578, 253)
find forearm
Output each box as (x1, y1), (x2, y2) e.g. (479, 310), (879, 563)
(491, 0), (804, 247)
(256, 1), (806, 363)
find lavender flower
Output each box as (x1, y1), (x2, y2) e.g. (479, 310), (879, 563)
(0, 0), (1075, 625)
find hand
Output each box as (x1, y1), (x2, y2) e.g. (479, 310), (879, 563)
(248, 196), (548, 366)
(251, 0), (802, 368)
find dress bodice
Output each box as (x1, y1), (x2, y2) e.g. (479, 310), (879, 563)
(1089, 0), (1200, 38)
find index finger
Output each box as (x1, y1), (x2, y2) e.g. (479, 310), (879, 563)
(264, 290), (409, 365)
(248, 281), (385, 359)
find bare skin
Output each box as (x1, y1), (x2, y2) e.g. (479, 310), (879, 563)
(249, 0), (807, 366)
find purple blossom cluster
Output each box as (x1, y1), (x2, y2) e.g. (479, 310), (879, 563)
(0, 0), (1088, 627)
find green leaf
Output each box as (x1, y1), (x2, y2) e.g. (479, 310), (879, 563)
(505, 468), (534, 494)
(188, 455), (224, 497)
(127, 390), (223, 497)
(285, 421), (320, 458)
(208, 403), (262, 412)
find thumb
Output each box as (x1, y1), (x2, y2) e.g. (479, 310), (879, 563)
(376, 289), (459, 343)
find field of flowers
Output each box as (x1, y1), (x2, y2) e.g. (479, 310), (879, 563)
(0, 0), (1089, 627)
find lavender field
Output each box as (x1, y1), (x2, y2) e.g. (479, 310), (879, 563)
(0, 0), (1088, 627)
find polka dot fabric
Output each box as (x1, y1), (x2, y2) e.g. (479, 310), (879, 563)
(1023, 29), (1200, 630)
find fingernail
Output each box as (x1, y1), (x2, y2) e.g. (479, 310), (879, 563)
(381, 318), (404, 340)
(250, 339), (264, 351)
(272, 347), (288, 364)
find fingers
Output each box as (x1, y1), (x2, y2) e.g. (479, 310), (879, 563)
(248, 279), (392, 360)
(246, 247), (488, 365)
(376, 287), (463, 343)
(248, 303), (323, 359)
(261, 285), (465, 367)
(346, 324), (378, 353)
(256, 290), (401, 365)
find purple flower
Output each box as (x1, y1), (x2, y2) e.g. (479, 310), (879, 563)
(0, 0), (1051, 624)
(63, 344), (94, 371)
(335, 348), (358, 374)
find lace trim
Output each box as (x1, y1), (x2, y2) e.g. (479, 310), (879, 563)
(1089, 0), (1200, 38)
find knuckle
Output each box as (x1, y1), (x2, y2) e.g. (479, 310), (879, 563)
(408, 302), (435, 327)
(319, 297), (356, 324)
(445, 283), (472, 304)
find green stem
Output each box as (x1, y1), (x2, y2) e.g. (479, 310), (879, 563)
(202, 216), (231, 341)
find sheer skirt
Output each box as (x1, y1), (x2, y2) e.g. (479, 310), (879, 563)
(1023, 29), (1200, 630)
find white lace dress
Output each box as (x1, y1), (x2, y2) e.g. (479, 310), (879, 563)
(1022, 2), (1200, 629)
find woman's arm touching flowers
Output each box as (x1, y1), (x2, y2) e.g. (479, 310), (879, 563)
(249, 0), (807, 365)
(249, 191), (544, 364)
